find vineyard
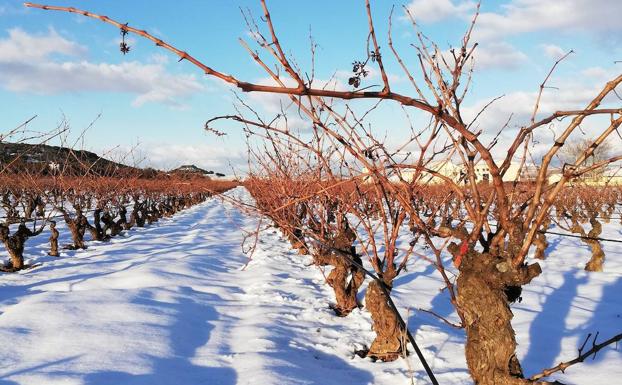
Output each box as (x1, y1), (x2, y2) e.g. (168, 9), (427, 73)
(1, 1), (621, 385)
(0, 173), (237, 270)
(1, 176), (620, 385)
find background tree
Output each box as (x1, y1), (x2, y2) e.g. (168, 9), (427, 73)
(559, 137), (614, 181)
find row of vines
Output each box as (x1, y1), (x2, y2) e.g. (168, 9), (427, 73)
(245, 175), (621, 380)
(0, 175), (238, 272)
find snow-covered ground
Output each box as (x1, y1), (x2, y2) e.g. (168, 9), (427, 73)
(0, 190), (620, 385)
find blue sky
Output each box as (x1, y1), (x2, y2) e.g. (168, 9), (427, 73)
(1, 0), (621, 172)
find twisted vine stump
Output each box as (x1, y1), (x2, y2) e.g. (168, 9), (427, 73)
(313, 224), (365, 317)
(0, 222), (42, 271)
(86, 208), (109, 242)
(326, 250), (365, 316)
(118, 206), (130, 230)
(364, 273), (404, 362)
(102, 211), (122, 237)
(62, 210), (88, 250)
(48, 221), (59, 257)
(533, 219), (550, 260)
(456, 249), (544, 385)
(582, 218), (605, 272)
(570, 216), (605, 272)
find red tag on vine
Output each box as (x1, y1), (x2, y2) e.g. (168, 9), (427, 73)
(454, 240), (468, 268)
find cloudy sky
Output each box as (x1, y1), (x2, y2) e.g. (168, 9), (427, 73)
(1, 0), (621, 172)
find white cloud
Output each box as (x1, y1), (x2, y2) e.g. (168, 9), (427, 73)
(539, 44), (567, 60)
(127, 143), (247, 174)
(0, 28), (204, 108)
(404, 1), (622, 43)
(404, 0), (476, 23)
(464, 86), (604, 134)
(580, 66), (619, 83)
(2, 60), (204, 108)
(149, 53), (170, 65)
(472, 42), (528, 70)
(0, 27), (85, 63)
(403, 1), (620, 74)
(474, 0), (622, 41)
(462, 71), (622, 159)
(438, 42), (527, 71)
(244, 76), (352, 133)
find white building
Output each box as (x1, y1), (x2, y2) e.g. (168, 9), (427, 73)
(390, 160), (523, 184)
(48, 162), (60, 173)
(548, 167), (622, 186)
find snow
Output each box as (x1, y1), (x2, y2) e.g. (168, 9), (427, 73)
(0, 189), (620, 385)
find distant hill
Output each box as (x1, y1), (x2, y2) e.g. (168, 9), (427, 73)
(0, 142), (147, 177)
(0, 142), (232, 179)
(169, 164), (226, 179)
(170, 164), (210, 175)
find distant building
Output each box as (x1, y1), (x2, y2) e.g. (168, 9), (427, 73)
(48, 161), (60, 174)
(548, 167), (622, 186)
(377, 160), (525, 184)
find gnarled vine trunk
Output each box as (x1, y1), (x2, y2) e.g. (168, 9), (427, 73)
(2, 234), (25, 270)
(533, 219), (550, 260)
(313, 226), (365, 317)
(1, 223), (40, 271)
(48, 222), (59, 257)
(118, 206), (130, 230)
(326, 250), (365, 316)
(457, 251), (543, 385)
(583, 218), (604, 272)
(86, 209), (107, 242)
(64, 212), (87, 250)
(364, 278), (404, 362)
(568, 216), (605, 272)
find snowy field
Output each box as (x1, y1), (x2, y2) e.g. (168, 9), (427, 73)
(0, 189), (620, 385)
